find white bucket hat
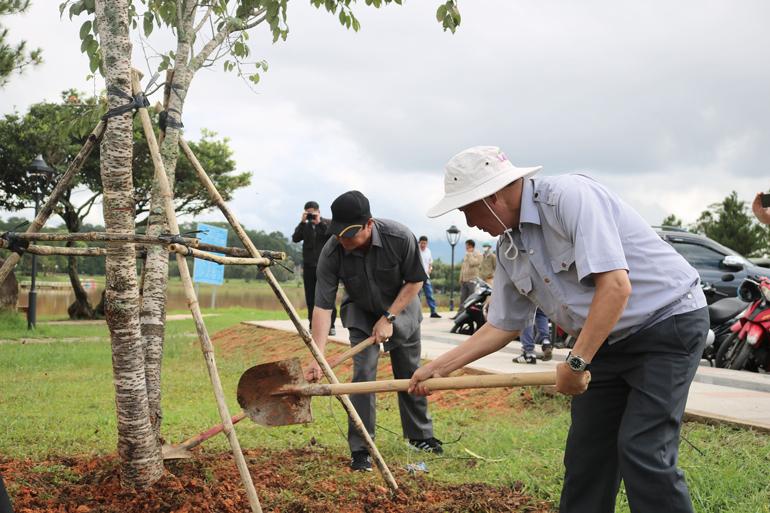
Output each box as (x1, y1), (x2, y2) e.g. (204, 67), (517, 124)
(426, 146), (542, 218)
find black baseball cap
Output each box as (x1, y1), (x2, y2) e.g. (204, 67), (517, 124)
(329, 190), (372, 238)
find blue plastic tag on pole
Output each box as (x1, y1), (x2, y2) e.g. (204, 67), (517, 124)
(192, 223), (228, 286)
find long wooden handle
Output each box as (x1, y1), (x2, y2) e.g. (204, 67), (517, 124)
(282, 372), (557, 396)
(327, 337), (378, 367)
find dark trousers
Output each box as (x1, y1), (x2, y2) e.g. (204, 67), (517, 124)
(347, 327), (434, 452)
(560, 307), (708, 513)
(0, 474), (13, 513)
(303, 265), (336, 328)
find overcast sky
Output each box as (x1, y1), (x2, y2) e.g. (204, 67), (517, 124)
(3, 1), (769, 260)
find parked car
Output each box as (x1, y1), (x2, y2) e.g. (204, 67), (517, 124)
(655, 226), (767, 300)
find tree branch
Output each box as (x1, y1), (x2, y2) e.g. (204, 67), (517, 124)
(189, 8), (266, 71)
(76, 191), (102, 217)
(194, 6), (212, 34)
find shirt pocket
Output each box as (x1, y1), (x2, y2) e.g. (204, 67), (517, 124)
(375, 264), (402, 298)
(549, 244), (576, 274)
(513, 274), (533, 296)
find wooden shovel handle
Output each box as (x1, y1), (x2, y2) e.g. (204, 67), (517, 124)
(327, 336), (378, 367)
(284, 371), (557, 396)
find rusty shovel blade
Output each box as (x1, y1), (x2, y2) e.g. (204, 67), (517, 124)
(236, 357), (313, 427)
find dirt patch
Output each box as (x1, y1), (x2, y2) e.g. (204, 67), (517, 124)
(2, 449), (552, 513)
(214, 324), (523, 413)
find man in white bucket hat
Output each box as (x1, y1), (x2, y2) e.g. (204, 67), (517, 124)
(410, 146), (708, 513)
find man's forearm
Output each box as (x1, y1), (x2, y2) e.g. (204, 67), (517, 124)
(386, 281), (423, 316)
(424, 323), (518, 376)
(571, 270), (631, 362)
(311, 307), (333, 353)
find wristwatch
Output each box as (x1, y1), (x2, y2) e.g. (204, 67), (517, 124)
(566, 352), (590, 372)
(383, 311), (396, 323)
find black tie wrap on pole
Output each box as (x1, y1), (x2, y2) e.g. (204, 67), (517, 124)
(1, 232), (30, 256)
(101, 85), (151, 120)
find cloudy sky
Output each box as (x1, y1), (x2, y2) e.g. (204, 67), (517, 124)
(3, 1), (769, 260)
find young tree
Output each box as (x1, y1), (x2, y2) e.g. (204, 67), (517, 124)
(694, 191), (767, 256)
(94, 0), (163, 488)
(0, 0), (42, 86)
(62, 0), (460, 441)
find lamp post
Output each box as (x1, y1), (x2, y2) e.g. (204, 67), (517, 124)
(446, 224), (461, 311)
(27, 154), (56, 329)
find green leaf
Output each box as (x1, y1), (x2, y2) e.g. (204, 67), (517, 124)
(351, 17), (360, 31)
(436, 4), (447, 23)
(84, 0), (95, 11)
(79, 20), (91, 39)
(143, 12), (154, 36)
(249, 73), (260, 84)
(451, 5), (461, 25)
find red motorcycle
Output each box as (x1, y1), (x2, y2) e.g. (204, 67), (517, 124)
(715, 275), (770, 372)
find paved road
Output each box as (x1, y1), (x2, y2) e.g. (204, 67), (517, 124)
(245, 313), (770, 432)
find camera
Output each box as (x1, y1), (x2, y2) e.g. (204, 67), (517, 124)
(762, 193), (770, 209)
(305, 212), (318, 223)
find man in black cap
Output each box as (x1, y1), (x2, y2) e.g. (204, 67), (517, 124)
(292, 200), (337, 335)
(305, 190), (441, 471)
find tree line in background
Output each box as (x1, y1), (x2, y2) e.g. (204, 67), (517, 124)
(662, 191), (770, 258)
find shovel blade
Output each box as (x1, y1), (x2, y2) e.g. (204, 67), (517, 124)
(236, 357), (313, 427)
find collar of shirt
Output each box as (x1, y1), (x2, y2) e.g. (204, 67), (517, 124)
(518, 178), (541, 229)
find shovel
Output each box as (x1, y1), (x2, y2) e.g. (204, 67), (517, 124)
(236, 357), (556, 427)
(162, 336), (380, 459)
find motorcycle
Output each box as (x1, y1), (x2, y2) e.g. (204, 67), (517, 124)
(701, 282), (749, 365)
(715, 275), (770, 372)
(450, 277), (492, 335)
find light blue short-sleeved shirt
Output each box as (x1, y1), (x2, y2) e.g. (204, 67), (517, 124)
(487, 174), (706, 343)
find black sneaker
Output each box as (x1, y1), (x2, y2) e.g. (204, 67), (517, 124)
(349, 450), (372, 472)
(430, 312), (441, 318)
(541, 341), (553, 361)
(513, 353), (537, 364)
(329, 327), (336, 336)
(409, 437), (444, 454)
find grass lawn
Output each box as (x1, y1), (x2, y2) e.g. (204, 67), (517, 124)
(0, 307), (768, 512)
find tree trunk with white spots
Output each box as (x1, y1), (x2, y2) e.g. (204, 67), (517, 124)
(95, 0), (163, 488)
(140, 4), (196, 438)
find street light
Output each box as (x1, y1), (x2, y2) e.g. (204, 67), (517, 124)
(27, 154), (56, 329)
(446, 224), (461, 311)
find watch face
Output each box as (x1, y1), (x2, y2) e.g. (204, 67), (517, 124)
(567, 356), (584, 371)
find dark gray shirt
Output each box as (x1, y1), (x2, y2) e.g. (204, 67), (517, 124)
(315, 218), (428, 349)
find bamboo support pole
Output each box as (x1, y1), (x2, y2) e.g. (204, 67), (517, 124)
(167, 243), (275, 266)
(0, 241), (106, 257)
(179, 137), (400, 492)
(4, 232), (200, 247)
(0, 120), (106, 285)
(0, 239), (284, 265)
(132, 71), (263, 513)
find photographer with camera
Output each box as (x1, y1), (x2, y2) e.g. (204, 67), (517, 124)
(293, 201), (337, 335)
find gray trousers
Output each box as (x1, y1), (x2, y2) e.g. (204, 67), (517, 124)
(560, 307), (708, 513)
(347, 327), (434, 452)
(459, 281), (476, 310)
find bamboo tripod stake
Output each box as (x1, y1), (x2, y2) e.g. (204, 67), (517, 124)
(0, 120), (106, 286)
(179, 138), (400, 492)
(131, 71), (263, 513)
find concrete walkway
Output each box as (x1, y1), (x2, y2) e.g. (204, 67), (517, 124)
(244, 314), (770, 433)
